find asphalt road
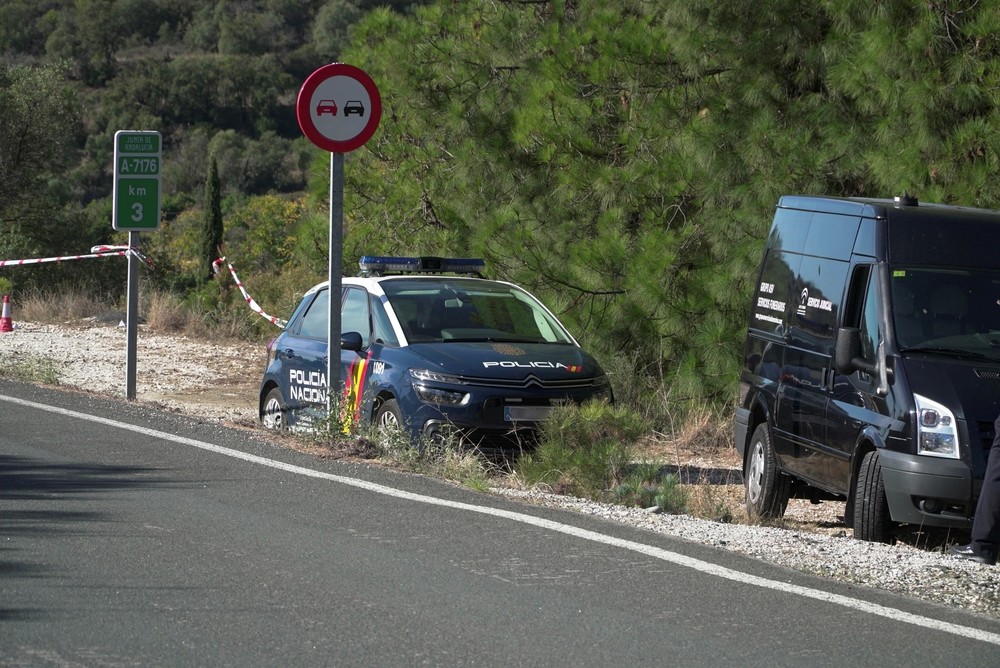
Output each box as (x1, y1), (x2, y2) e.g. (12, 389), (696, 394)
(2, 381), (1000, 666)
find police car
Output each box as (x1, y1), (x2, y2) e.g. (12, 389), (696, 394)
(258, 256), (613, 451)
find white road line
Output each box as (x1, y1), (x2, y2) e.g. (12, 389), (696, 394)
(6, 393), (1000, 646)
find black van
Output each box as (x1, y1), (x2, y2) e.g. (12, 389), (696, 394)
(734, 194), (1000, 542)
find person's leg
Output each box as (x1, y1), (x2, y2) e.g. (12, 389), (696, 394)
(970, 418), (1000, 561)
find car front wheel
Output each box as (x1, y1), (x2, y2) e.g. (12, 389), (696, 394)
(374, 398), (403, 432)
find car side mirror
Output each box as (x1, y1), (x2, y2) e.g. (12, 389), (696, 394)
(341, 331), (363, 352)
(834, 327), (877, 376)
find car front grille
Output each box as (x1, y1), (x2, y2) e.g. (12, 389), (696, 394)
(457, 372), (600, 390)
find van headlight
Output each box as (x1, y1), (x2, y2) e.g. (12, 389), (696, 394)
(915, 394), (959, 459)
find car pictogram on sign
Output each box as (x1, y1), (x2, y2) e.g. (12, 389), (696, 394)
(316, 100), (338, 116)
(343, 100), (365, 117)
(297, 63), (382, 153)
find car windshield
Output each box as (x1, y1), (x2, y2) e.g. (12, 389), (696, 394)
(381, 278), (575, 344)
(891, 266), (1000, 360)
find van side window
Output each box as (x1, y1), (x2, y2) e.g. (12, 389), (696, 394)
(791, 255), (848, 353)
(860, 269), (879, 360)
(843, 264), (879, 366)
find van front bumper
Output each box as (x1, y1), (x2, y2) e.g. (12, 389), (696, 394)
(879, 449), (974, 529)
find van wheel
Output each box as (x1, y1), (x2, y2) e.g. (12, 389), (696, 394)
(744, 423), (790, 520)
(854, 450), (893, 543)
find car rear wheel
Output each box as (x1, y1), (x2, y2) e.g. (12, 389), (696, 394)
(744, 422), (790, 520)
(854, 450), (893, 543)
(262, 387), (288, 430)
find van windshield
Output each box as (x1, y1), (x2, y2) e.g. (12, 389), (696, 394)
(891, 267), (1000, 359)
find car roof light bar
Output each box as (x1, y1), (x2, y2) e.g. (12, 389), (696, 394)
(359, 256), (485, 277)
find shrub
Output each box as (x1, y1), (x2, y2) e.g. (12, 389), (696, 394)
(515, 401), (651, 500)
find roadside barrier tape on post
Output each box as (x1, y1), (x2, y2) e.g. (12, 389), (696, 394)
(212, 257), (287, 329)
(0, 246), (155, 270)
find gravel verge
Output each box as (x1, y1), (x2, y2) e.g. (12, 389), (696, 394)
(2, 319), (999, 620)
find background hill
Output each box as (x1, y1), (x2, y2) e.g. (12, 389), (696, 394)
(2, 0), (1000, 426)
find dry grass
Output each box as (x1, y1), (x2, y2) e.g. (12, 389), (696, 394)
(17, 285), (113, 323)
(143, 290), (192, 333)
(15, 284), (261, 343)
(634, 405), (747, 522)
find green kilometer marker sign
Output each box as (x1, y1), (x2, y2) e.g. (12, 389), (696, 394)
(113, 130), (162, 231)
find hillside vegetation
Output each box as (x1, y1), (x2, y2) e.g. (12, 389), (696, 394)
(2, 0), (1000, 429)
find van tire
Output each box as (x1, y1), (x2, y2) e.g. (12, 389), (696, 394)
(854, 450), (893, 543)
(744, 423), (790, 520)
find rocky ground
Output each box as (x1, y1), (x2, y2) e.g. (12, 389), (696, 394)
(2, 319), (999, 620)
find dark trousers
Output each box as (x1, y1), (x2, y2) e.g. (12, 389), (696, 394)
(972, 415), (1000, 559)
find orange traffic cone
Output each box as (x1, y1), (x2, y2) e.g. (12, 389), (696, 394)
(0, 294), (13, 332)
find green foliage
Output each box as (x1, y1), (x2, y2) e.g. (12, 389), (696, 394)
(611, 472), (688, 515)
(0, 61), (80, 236)
(339, 0), (1000, 413)
(516, 401), (650, 500)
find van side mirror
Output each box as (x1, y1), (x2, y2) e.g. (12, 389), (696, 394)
(341, 331), (364, 352)
(834, 327), (878, 376)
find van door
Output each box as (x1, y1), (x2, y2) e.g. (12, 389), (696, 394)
(828, 265), (892, 491)
(773, 253), (849, 487)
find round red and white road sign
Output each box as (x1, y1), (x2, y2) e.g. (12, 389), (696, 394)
(296, 63), (382, 153)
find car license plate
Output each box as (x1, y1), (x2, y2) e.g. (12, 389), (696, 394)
(504, 405), (550, 422)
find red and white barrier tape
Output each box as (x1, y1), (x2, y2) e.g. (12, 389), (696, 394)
(212, 257), (287, 329)
(0, 245), (155, 270)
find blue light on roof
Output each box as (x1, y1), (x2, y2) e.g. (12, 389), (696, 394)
(358, 256), (485, 276)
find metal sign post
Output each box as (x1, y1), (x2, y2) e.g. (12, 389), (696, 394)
(126, 232), (140, 400)
(328, 153), (344, 412)
(296, 63), (382, 418)
(112, 130), (162, 401)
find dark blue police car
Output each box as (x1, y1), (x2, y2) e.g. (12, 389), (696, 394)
(258, 256), (612, 451)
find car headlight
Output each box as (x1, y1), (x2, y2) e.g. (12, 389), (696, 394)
(409, 368), (466, 385)
(409, 368), (469, 406)
(413, 385), (470, 406)
(915, 394), (960, 459)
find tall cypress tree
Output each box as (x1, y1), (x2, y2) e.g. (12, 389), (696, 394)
(201, 155), (223, 282)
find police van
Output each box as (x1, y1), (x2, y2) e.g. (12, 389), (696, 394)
(259, 256), (612, 452)
(734, 194), (1000, 542)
